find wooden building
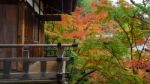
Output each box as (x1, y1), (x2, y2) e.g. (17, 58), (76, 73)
(0, 0), (77, 83)
(0, 0), (76, 68)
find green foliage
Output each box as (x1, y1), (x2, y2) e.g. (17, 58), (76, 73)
(103, 36), (129, 58)
(79, 36), (103, 51)
(44, 0), (150, 83)
(77, 0), (92, 12)
(66, 49), (87, 84)
(45, 21), (74, 43)
(110, 0), (150, 60)
(66, 35), (144, 84)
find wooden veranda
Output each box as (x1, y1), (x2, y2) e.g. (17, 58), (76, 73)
(0, 43), (78, 84)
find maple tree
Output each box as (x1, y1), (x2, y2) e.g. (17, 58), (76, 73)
(66, 0), (145, 83)
(44, 0), (150, 83)
(109, 0), (150, 82)
(61, 8), (101, 42)
(111, 0), (150, 63)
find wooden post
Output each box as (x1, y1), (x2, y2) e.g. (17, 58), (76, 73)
(40, 46), (47, 78)
(40, 61), (46, 78)
(57, 43), (67, 84)
(23, 47), (30, 79)
(17, 0), (26, 71)
(3, 59), (11, 79)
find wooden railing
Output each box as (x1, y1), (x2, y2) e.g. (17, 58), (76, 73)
(0, 43), (78, 84)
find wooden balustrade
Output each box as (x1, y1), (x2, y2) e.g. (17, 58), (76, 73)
(0, 43), (78, 84)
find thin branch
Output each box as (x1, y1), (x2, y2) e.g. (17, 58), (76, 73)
(130, 0), (150, 16)
(130, 0), (136, 4)
(128, 22), (142, 60)
(74, 69), (97, 84)
(139, 36), (149, 54)
(74, 50), (105, 84)
(114, 16), (133, 60)
(108, 47), (127, 71)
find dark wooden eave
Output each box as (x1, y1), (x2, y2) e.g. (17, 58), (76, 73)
(38, 15), (62, 21)
(42, 0), (77, 14)
(0, 0), (77, 14)
(0, 0), (19, 4)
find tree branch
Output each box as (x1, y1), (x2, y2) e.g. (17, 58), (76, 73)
(75, 69), (97, 84)
(114, 16), (133, 60)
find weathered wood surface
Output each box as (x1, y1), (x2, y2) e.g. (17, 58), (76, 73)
(17, 1), (26, 59)
(0, 4), (17, 69)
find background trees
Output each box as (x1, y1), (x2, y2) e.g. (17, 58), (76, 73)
(45, 0), (150, 83)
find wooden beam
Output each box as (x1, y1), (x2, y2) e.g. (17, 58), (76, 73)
(38, 15), (61, 21)
(0, 57), (70, 62)
(0, 79), (58, 84)
(0, 80), (57, 84)
(0, 43), (78, 48)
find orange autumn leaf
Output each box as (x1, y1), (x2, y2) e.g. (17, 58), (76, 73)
(96, 11), (108, 21)
(64, 31), (88, 40)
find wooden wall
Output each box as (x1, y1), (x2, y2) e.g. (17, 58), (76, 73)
(0, 4), (18, 69)
(24, 3), (44, 57)
(17, 1), (45, 70)
(17, 2), (45, 58)
(0, 1), (45, 70)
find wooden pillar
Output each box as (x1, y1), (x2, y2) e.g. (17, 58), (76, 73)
(22, 47), (30, 79)
(57, 43), (67, 84)
(17, 1), (26, 71)
(3, 60), (11, 79)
